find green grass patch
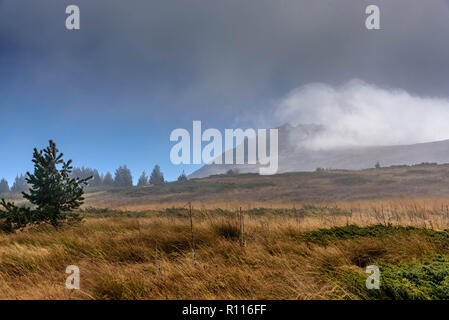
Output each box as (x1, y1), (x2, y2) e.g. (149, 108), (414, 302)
(299, 224), (449, 245)
(100, 180), (275, 198)
(331, 175), (369, 186)
(339, 255), (449, 300)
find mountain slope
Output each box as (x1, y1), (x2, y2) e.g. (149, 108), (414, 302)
(189, 124), (449, 179)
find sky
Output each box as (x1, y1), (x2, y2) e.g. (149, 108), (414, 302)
(1, 0), (449, 184)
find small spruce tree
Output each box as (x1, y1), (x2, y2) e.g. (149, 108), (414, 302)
(90, 170), (103, 187)
(0, 178), (9, 194)
(11, 174), (28, 193)
(177, 170), (188, 182)
(103, 172), (114, 186)
(1, 140), (91, 230)
(114, 165), (133, 187)
(22, 140), (91, 227)
(150, 165), (165, 185)
(138, 171), (149, 186)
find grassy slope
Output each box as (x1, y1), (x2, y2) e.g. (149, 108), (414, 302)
(1, 211), (449, 300)
(80, 163), (449, 209)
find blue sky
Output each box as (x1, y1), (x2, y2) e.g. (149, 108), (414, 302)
(1, 0), (449, 184)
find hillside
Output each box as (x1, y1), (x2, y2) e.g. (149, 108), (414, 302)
(84, 163), (449, 209)
(190, 124), (449, 178)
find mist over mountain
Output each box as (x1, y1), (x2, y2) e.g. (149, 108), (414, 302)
(274, 80), (449, 150)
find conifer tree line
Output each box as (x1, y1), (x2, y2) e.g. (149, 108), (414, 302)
(0, 164), (189, 193)
(0, 175), (29, 194)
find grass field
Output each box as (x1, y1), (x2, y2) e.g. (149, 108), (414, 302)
(78, 163), (449, 210)
(3, 165), (449, 299)
(1, 201), (449, 299)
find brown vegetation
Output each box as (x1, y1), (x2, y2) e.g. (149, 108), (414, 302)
(81, 163), (449, 210)
(1, 200), (449, 299)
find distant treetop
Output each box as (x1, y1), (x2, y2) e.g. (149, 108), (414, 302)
(138, 171), (149, 186)
(150, 165), (165, 185)
(114, 165), (133, 187)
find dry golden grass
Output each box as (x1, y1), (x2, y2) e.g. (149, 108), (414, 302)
(1, 199), (449, 300)
(80, 164), (449, 209)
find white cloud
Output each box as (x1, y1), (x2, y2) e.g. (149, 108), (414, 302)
(276, 79), (449, 149)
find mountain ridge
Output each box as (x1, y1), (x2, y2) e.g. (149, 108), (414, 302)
(189, 124), (449, 179)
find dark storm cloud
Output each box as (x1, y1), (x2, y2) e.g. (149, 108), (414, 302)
(1, 0), (449, 122)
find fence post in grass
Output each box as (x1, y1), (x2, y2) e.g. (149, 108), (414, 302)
(189, 202), (197, 267)
(239, 207), (242, 246)
(239, 207), (245, 247)
(242, 208), (245, 246)
(294, 206), (300, 228)
(155, 240), (161, 275)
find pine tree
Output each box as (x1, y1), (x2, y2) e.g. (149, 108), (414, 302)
(90, 170), (103, 187)
(22, 140), (91, 227)
(0, 179), (9, 194)
(0, 199), (33, 232)
(177, 170), (188, 182)
(71, 167), (103, 187)
(103, 172), (114, 186)
(114, 165), (133, 187)
(137, 171), (149, 186)
(11, 174), (29, 193)
(150, 165), (165, 185)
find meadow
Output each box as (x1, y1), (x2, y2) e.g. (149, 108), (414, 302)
(1, 200), (449, 300)
(81, 163), (449, 210)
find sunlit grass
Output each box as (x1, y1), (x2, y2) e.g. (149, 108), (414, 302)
(0, 200), (449, 299)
